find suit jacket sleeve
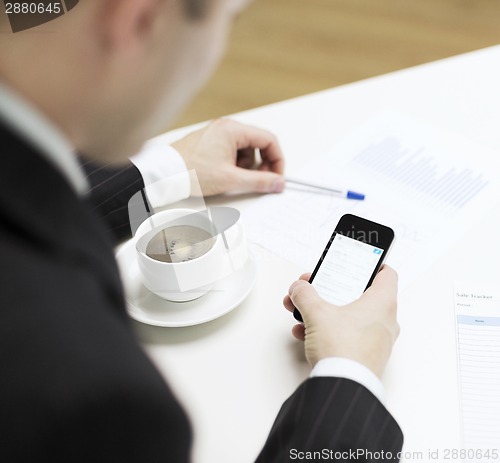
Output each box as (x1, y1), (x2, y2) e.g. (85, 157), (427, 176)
(256, 377), (403, 463)
(80, 158), (147, 243)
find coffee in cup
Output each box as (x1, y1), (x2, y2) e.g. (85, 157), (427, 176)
(135, 208), (248, 302)
(145, 225), (215, 263)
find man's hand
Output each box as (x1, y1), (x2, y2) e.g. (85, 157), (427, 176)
(172, 119), (285, 196)
(283, 266), (399, 378)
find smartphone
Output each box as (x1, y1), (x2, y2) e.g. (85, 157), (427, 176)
(293, 214), (395, 322)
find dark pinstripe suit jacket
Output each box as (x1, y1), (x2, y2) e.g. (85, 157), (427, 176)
(0, 122), (403, 462)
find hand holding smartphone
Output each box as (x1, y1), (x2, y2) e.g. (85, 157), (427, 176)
(293, 214), (395, 322)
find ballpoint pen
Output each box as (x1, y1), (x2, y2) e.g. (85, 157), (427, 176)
(285, 177), (365, 200)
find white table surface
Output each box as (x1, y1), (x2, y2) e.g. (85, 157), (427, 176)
(132, 45), (500, 462)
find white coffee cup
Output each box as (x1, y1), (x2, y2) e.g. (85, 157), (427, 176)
(135, 208), (247, 302)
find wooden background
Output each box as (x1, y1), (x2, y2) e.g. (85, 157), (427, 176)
(174, 0), (500, 128)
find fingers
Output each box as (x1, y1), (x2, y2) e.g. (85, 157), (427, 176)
(283, 273), (312, 313)
(288, 280), (323, 322)
(283, 294), (295, 313)
(377, 264), (398, 284)
(291, 324), (305, 341)
(195, 119), (285, 194)
(299, 272), (312, 281)
(363, 265), (398, 306)
(216, 119), (285, 175)
(236, 148), (256, 169)
(360, 266), (399, 342)
(259, 146), (285, 175)
(233, 168), (285, 193)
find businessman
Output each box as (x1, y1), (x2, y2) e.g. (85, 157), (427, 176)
(0, 1), (403, 461)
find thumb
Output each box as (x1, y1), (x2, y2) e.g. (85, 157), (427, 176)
(288, 280), (324, 322)
(234, 168), (285, 193)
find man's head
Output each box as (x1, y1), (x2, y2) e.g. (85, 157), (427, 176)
(0, 0), (251, 162)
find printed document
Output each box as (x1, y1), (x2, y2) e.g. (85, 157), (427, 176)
(241, 110), (500, 289)
(454, 282), (500, 453)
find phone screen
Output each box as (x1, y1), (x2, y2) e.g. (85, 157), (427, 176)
(311, 233), (384, 306)
(293, 214), (394, 322)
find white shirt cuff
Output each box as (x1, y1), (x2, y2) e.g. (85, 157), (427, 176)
(130, 133), (190, 209)
(310, 357), (385, 404)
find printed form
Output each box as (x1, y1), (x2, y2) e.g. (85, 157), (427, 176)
(454, 282), (500, 456)
(241, 110), (500, 290)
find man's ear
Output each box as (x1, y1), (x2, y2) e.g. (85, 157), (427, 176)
(99, 0), (164, 50)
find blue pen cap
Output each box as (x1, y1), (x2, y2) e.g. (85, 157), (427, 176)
(346, 191), (365, 200)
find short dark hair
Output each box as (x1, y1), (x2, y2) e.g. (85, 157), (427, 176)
(185, 0), (208, 19)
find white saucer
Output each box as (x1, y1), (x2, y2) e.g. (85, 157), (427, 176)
(115, 240), (257, 327)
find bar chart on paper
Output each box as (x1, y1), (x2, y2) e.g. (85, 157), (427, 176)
(454, 282), (500, 456)
(242, 110), (500, 289)
(353, 137), (489, 211)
